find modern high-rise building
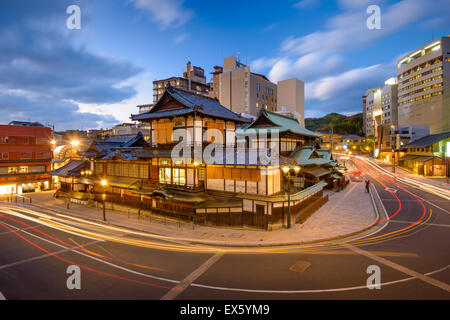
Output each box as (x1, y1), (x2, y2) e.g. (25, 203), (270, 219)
(364, 78), (399, 145)
(277, 78), (305, 126)
(152, 61), (211, 103)
(397, 36), (450, 134)
(363, 88), (381, 137)
(380, 77), (398, 126)
(217, 55), (278, 116)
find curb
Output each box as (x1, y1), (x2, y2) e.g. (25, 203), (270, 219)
(1, 196), (382, 248)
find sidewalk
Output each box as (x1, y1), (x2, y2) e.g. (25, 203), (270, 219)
(373, 158), (450, 191)
(4, 184), (378, 247)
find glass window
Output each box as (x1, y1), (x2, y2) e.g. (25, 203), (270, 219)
(19, 166), (28, 173)
(173, 169), (186, 185)
(159, 168), (171, 184)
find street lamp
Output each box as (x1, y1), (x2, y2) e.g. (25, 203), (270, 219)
(101, 179), (108, 221)
(70, 140), (79, 160)
(282, 166), (292, 229)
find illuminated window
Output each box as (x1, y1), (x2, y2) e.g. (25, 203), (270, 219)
(173, 169), (186, 185)
(19, 166), (28, 174)
(159, 168), (171, 184)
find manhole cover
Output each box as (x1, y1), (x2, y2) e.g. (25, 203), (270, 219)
(289, 261), (311, 273)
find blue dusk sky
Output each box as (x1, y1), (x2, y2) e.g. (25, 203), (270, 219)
(0, 0), (449, 130)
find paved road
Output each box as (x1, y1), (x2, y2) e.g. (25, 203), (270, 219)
(0, 157), (449, 300)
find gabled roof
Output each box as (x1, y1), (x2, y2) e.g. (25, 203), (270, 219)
(246, 111), (321, 138)
(404, 132), (450, 148)
(131, 85), (249, 123)
(288, 146), (334, 166)
(83, 132), (148, 158)
(101, 150), (139, 160)
(316, 149), (333, 161)
(49, 160), (88, 177)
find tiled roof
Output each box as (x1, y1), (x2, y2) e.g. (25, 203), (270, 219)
(247, 111), (321, 138)
(49, 160), (87, 177)
(101, 150), (139, 160)
(131, 86), (250, 123)
(288, 146), (334, 166)
(404, 132), (450, 148)
(83, 132), (147, 158)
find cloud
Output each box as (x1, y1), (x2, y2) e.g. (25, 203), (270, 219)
(267, 52), (343, 83)
(131, 0), (193, 29)
(337, 0), (381, 10)
(76, 72), (155, 126)
(0, 0), (142, 130)
(302, 61), (395, 116)
(252, 0), (450, 118)
(263, 23), (277, 32)
(293, 0), (320, 9)
(174, 32), (189, 44)
(282, 0), (436, 55)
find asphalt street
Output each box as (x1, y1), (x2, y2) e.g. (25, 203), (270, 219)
(0, 156), (449, 300)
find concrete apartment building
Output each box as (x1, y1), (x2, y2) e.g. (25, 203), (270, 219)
(277, 78), (305, 126)
(217, 55), (278, 116)
(209, 65), (223, 100)
(153, 61), (211, 103)
(215, 56), (306, 120)
(397, 36), (450, 134)
(0, 121), (53, 195)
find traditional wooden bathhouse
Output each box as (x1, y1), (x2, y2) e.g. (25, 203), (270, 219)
(63, 86), (332, 230)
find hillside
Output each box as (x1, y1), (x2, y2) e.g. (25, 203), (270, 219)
(305, 112), (363, 135)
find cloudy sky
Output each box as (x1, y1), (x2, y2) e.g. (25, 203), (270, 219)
(1, 0), (449, 130)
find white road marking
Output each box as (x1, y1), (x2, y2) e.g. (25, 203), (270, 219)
(1, 205), (449, 296)
(161, 253), (224, 300)
(190, 265), (450, 294)
(0, 220), (180, 285)
(0, 224), (43, 236)
(344, 244), (450, 292)
(0, 243), (101, 270)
